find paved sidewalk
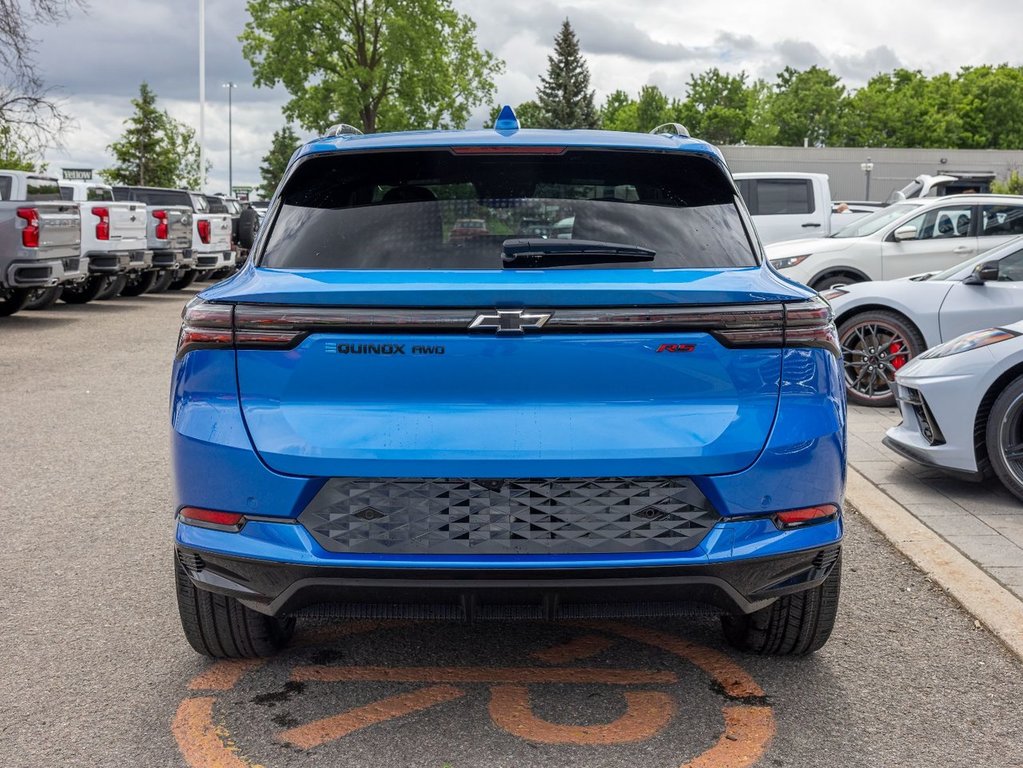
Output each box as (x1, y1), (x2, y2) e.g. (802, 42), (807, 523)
(849, 404), (1023, 601)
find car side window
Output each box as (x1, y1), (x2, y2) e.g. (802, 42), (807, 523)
(982, 205), (1023, 237)
(0, 174), (10, 200)
(996, 249), (1023, 281)
(752, 180), (814, 215)
(901, 207), (972, 240)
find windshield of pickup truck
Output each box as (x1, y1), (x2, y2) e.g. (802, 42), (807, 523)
(260, 149), (756, 270)
(831, 202), (920, 238)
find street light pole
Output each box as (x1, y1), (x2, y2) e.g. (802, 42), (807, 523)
(223, 82), (237, 194)
(861, 157), (874, 200)
(198, 0), (205, 192)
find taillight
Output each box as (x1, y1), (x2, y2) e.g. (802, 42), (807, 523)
(178, 506), (245, 532)
(774, 504), (839, 529)
(91, 206), (110, 240)
(176, 300), (233, 357)
(16, 207), (39, 247)
(153, 209), (169, 240)
(197, 219), (211, 244)
(176, 299), (303, 358)
(784, 298), (841, 357)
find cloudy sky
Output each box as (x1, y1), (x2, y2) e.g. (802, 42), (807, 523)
(28, 0), (1023, 194)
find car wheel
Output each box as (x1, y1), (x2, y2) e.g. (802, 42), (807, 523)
(985, 376), (1023, 503)
(119, 270), (158, 297)
(0, 286), (31, 316)
(96, 274), (128, 300)
(24, 286), (61, 310)
(811, 273), (861, 291)
(60, 276), (106, 304)
(169, 269), (197, 291)
(721, 554), (841, 656)
(838, 310), (925, 407)
(149, 270), (177, 294)
(175, 555), (296, 658)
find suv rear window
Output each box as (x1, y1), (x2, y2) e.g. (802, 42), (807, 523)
(260, 149), (756, 270)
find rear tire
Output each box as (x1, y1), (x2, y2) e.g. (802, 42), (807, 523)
(96, 274), (127, 300)
(149, 270), (177, 293)
(169, 269), (197, 290)
(24, 286), (61, 310)
(60, 276), (106, 304)
(722, 554), (841, 656)
(119, 270), (158, 297)
(175, 555), (296, 658)
(0, 287), (30, 316)
(838, 310), (925, 407)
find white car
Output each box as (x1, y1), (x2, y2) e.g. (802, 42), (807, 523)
(825, 238), (1023, 406)
(885, 319), (1023, 502)
(766, 194), (1023, 291)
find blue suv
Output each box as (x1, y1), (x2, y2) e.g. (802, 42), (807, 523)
(172, 113), (846, 658)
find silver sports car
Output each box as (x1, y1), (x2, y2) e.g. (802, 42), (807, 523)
(826, 236), (1023, 406)
(885, 319), (1023, 502)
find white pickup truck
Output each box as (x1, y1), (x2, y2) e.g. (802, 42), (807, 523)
(0, 170), (82, 316)
(52, 180), (150, 306)
(733, 172), (877, 245)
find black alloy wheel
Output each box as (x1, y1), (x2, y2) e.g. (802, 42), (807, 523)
(838, 311), (925, 407)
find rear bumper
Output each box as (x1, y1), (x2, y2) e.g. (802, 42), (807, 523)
(193, 250), (232, 270)
(87, 251), (132, 274)
(6, 255), (88, 287)
(176, 537), (842, 618)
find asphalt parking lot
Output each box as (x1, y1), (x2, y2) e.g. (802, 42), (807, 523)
(3, 291), (1023, 768)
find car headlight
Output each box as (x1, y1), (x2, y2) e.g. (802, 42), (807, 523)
(918, 327), (1020, 359)
(770, 254), (811, 270)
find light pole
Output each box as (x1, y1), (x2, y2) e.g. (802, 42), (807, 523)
(223, 82), (237, 194)
(198, 0), (205, 192)
(861, 157), (874, 200)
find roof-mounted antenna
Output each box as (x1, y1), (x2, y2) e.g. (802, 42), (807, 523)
(650, 123), (691, 138)
(324, 123), (364, 138)
(493, 105), (520, 132)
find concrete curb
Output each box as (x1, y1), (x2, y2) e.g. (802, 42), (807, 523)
(846, 466), (1023, 661)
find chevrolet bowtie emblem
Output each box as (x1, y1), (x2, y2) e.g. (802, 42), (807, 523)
(469, 309), (552, 335)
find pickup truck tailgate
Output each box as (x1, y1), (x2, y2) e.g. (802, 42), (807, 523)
(34, 203), (81, 258)
(107, 202), (148, 250)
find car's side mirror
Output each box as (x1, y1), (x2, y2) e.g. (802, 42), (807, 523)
(964, 260), (1000, 285)
(893, 225), (918, 242)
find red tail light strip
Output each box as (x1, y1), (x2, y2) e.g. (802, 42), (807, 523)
(175, 298), (839, 358)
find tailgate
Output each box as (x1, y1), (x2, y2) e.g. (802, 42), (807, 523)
(35, 203), (81, 258)
(166, 208), (192, 249)
(229, 271), (796, 479)
(107, 202), (148, 250)
(195, 213), (231, 252)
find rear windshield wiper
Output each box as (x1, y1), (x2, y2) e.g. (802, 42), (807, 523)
(502, 238), (656, 267)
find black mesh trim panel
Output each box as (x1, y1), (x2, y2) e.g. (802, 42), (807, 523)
(299, 477), (720, 555)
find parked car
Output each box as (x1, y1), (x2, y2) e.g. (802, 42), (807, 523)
(448, 217), (489, 242)
(825, 239), (1023, 406)
(111, 186), (195, 293)
(733, 172), (876, 244)
(885, 318), (1023, 502)
(172, 114), (846, 659)
(203, 194), (239, 277)
(113, 186), (229, 289)
(49, 180), (150, 306)
(0, 170), (82, 316)
(767, 194), (1023, 290)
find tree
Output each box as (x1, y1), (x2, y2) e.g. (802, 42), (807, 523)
(241, 0), (502, 134)
(260, 125), (300, 196)
(0, 0), (81, 153)
(677, 69), (753, 144)
(102, 83), (205, 189)
(535, 19), (599, 129)
(768, 66), (846, 147)
(0, 123), (37, 170)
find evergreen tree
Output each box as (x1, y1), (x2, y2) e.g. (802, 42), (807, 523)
(101, 83), (207, 188)
(259, 125), (300, 197)
(535, 19), (599, 129)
